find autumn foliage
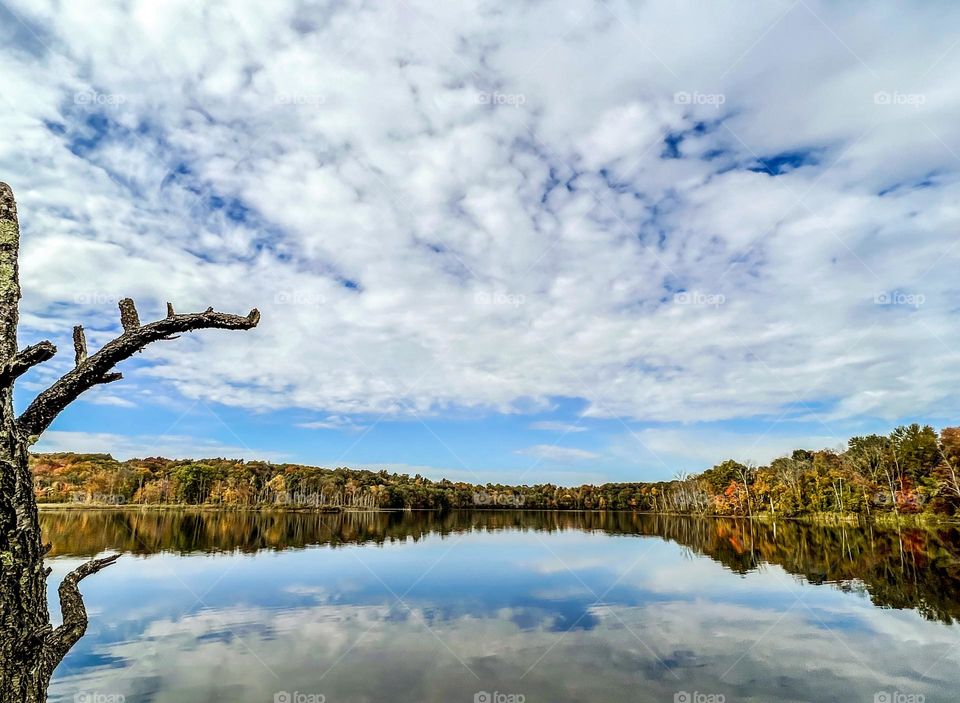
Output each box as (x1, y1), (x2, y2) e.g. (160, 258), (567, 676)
(30, 423), (960, 518)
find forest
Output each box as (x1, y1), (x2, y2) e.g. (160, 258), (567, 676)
(32, 423), (960, 518)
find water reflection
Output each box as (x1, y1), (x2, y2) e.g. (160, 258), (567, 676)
(42, 510), (960, 702)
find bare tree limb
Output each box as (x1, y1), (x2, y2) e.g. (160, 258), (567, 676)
(16, 301), (260, 439)
(0, 341), (56, 386)
(73, 326), (86, 365)
(45, 554), (121, 658)
(0, 180), (17, 221)
(118, 297), (140, 331)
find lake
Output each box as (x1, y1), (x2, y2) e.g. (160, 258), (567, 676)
(43, 510), (960, 703)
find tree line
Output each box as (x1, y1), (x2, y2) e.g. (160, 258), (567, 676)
(31, 423), (960, 518)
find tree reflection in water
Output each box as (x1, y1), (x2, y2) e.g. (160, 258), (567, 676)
(41, 509), (960, 624)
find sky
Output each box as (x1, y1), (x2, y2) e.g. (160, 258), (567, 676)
(1, 0), (959, 484)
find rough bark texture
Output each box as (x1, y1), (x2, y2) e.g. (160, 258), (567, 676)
(0, 182), (259, 702)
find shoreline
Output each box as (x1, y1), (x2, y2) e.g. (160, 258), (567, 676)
(38, 503), (344, 513)
(37, 504), (960, 525)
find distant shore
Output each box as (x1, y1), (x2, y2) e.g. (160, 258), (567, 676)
(32, 428), (960, 521)
(38, 502), (344, 513)
(36, 503), (960, 526)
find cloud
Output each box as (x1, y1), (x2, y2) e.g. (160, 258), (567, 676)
(296, 415), (369, 433)
(529, 421), (587, 433)
(609, 427), (846, 475)
(83, 393), (136, 408)
(34, 431), (286, 462)
(2, 0), (959, 436)
(516, 445), (599, 462)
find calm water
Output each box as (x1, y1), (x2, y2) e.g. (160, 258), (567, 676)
(42, 510), (960, 703)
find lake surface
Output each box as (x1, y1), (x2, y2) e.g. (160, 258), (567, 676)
(42, 510), (960, 703)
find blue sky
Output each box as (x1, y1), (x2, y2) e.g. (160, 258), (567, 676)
(2, 0), (960, 483)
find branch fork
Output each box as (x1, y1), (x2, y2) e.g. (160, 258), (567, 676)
(17, 298), (260, 439)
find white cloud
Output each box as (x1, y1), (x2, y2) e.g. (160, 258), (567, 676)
(2, 0), (959, 432)
(34, 431), (286, 462)
(83, 393), (136, 408)
(516, 445), (599, 462)
(296, 415), (369, 432)
(609, 427), (846, 475)
(529, 421), (587, 433)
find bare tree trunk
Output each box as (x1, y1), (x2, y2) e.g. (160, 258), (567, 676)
(737, 465), (753, 517)
(938, 445), (960, 499)
(0, 183), (259, 702)
(0, 182), (56, 702)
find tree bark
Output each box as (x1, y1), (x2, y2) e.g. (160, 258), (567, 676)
(0, 181), (54, 702)
(0, 182), (259, 702)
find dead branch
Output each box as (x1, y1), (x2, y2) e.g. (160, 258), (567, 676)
(118, 297), (140, 331)
(45, 554), (121, 659)
(16, 300), (260, 438)
(0, 341), (57, 386)
(73, 326), (86, 365)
